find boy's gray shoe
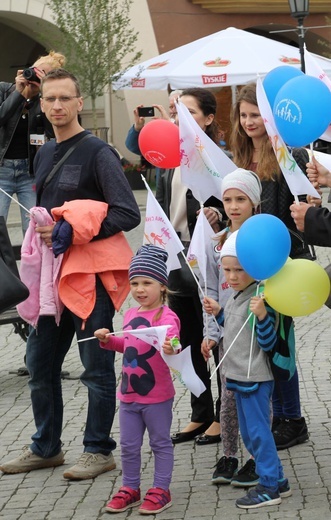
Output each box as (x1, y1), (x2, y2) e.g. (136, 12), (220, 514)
(0, 446), (64, 474)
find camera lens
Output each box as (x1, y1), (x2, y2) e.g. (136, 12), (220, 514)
(22, 68), (40, 83)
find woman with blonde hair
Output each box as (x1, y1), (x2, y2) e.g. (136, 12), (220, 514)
(0, 50), (66, 234)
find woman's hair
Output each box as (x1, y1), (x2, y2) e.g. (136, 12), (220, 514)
(229, 83), (281, 180)
(34, 50), (66, 70)
(180, 87), (223, 144)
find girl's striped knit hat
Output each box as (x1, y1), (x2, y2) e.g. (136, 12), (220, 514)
(129, 244), (168, 286)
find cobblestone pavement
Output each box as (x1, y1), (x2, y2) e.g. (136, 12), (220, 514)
(1, 190), (331, 519)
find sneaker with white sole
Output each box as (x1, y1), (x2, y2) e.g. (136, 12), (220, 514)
(231, 459), (259, 487)
(0, 446), (64, 474)
(138, 488), (172, 515)
(211, 456), (238, 484)
(105, 486), (141, 513)
(63, 452), (116, 480)
(278, 478), (292, 498)
(236, 484), (281, 509)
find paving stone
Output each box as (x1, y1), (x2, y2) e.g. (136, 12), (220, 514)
(1, 189), (331, 519)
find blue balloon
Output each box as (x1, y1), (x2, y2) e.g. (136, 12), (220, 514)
(273, 75), (331, 147)
(236, 214), (291, 280)
(263, 66), (303, 109)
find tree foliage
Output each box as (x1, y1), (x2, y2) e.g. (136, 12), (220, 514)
(47, 0), (142, 129)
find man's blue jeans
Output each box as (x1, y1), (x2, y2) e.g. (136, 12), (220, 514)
(26, 277), (117, 458)
(0, 159), (36, 235)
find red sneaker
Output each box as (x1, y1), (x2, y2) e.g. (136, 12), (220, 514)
(138, 487), (172, 515)
(105, 486), (141, 513)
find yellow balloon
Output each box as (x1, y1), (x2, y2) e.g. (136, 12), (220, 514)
(264, 259), (330, 317)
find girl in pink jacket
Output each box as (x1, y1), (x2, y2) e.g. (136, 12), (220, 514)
(94, 244), (180, 515)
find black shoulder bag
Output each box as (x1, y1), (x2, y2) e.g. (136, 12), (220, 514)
(0, 217), (29, 313)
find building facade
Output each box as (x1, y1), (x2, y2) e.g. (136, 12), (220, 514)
(0, 0), (330, 160)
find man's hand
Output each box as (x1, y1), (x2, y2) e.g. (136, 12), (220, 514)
(290, 201), (312, 232)
(307, 156), (331, 188)
(35, 223), (55, 248)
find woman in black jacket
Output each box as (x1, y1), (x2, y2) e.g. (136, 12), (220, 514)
(156, 88), (225, 445)
(0, 51), (65, 235)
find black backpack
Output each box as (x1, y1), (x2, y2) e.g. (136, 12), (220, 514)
(264, 308), (296, 382)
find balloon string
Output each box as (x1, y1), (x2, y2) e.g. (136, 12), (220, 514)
(210, 312), (252, 380)
(247, 283), (260, 379)
(0, 187), (32, 215)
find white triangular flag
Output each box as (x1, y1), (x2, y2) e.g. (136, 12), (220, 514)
(257, 77), (320, 198)
(305, 49), (331, 142)
(177, 100), (236, 202)
(128, 325), (206, 397)
(142, 176), (184, 272)
(127, 325), (170, 350)
(186, 209), (214, 283)
(162, 346), (206, 397)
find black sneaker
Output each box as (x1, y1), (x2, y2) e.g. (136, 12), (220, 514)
(231, 459), (259, 487)
(272, 417), (282, 432)
(211, 456), (238, 485)
(273, 417), (309, 450)
(278, 478), (292, 498)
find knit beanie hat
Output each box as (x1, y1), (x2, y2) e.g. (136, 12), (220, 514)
(220, 168), (262, 207)
(220, 230), (239, 259)
(129, 244), (168, 286)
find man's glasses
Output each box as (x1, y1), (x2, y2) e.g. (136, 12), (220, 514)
(42, 96), (80, 104)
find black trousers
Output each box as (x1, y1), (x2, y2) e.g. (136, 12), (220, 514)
(168, 290), (221, 423)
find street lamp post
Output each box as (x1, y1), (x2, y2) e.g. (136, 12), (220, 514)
(288, 0), (310, 73)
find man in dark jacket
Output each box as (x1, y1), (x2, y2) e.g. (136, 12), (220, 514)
(290, 156), (331, 246)
(0, 69), (141, 480)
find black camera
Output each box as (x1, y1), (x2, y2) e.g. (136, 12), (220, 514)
(22, 67), (40, 84)
(138, 106), (155, 118)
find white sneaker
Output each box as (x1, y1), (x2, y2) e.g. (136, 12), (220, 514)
(63, 452), (116, 480)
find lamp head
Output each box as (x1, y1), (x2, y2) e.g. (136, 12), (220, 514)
(288, 0), (309, 20)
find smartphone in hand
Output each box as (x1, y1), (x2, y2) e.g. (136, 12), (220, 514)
(137, 106), (155, 118)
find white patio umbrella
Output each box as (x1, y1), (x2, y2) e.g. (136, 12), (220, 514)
(113, 26), (331, 90)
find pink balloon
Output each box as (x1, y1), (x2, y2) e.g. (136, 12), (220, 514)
(138, 119), (180, 168)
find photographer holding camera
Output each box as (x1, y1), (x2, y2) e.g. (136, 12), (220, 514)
(0, 51), (65, 235)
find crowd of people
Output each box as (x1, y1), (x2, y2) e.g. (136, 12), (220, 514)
(0, 53), (330, 515)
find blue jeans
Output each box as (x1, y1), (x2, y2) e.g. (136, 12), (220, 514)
(272, 368), (301, 419)
(0, 158), (36, 235)
(26, 277), (117, 458)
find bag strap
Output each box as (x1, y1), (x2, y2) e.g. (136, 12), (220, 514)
(43, 133), (94, 190)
